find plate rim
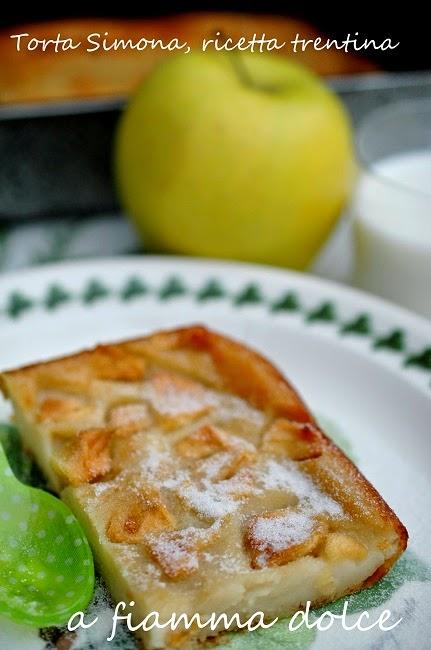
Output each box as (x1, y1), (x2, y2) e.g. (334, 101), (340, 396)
(0, 255), (430, 385)
(1, 255), (431, 648)
(0, 253), (430, 330)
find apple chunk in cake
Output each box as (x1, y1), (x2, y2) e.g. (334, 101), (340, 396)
(0, 326), (407, 649)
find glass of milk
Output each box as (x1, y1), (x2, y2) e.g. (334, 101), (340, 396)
(354, 99), (431, 318)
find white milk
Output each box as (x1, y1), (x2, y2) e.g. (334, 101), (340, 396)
(354, 149), (431, 318)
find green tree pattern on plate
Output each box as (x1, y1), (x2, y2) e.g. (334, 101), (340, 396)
(1, 275), (430, 383)
(44, 284), (72, 311)
(159, 276), (187, 299)
(405, 348), (431, 371)
(341, 314), (373, 336)
(234, 283), (263, 306)
(271, 291), (301, 313)
(120, 276), (149, 301)
(307, 301), (337, 323)
(374, 329), (406, 352)
(196, 278), (227, 302)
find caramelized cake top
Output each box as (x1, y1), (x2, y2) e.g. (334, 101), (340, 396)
(0, 326), (407, 588)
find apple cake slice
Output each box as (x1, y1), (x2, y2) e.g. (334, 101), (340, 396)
(0, 326), (407, 649)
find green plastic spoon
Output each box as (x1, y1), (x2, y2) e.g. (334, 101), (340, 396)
(0, 444), (95, 627)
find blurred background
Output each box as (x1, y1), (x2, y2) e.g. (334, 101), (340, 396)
(0, 4), (430, 315)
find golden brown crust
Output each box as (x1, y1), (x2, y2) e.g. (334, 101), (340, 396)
(0, 324), (407, 537)
(301, 445), (408, 546)
(0, 324), (408, 625)
(54, 427), (114, 486)
(106, 486), (176, 544)
(262, 418), (325, 460)
(0, 13), (378, 106)
(301, 443), (408, 590)
(0, 325), (311, 422)
(245, 509), (326, 568)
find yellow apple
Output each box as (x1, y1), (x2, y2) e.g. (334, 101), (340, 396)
(115, 52), (355, 268)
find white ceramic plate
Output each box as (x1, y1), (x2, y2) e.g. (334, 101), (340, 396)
(1, 256), (430, 650)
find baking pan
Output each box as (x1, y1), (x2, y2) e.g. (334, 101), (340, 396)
(0, 71), (430, 222)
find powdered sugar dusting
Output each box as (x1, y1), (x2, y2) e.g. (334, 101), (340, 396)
(197, 431), (256, 480)
(146, 525), (221, 579)
(140, 444), (170, 477)
(92, 481), (111, 498)
(180, 482), (239, 519)
(160, 468), (189, 490)
(252, 510), (315, 565)
(245, 458), (344, 567)
(150, 528), (200, 574)
(201, 550), (244, 575)
(85, 372), (345, 598)
(259, 458), (342, 518)
(199, 451), (233, 480)
(215, 395), (266, 429)
(142, 374), (218, 417)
